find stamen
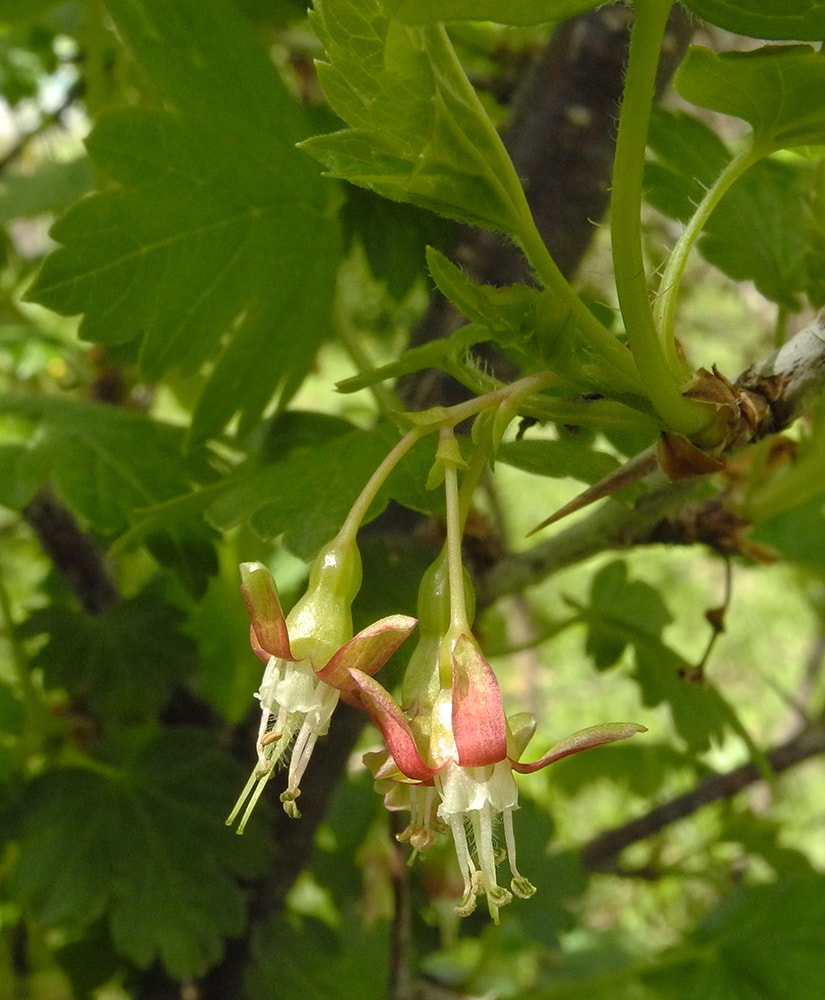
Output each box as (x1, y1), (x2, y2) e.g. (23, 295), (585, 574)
(502, 807), (536, 899)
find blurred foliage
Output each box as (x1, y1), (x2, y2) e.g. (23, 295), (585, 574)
(1, 1), (824, 999)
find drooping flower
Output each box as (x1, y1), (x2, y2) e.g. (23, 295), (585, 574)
(351, 632), (646, 918)
(227, 550), (417, 830)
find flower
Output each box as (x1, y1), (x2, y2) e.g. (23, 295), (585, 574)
(227, 553), (417, 830)
(351, 632), (646, 918)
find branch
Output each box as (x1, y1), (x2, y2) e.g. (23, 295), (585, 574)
(22, 485), (120, 614)
(580, 717), (825, 874)
(480, 310), (825, 604)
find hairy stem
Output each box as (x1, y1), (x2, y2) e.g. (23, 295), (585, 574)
(654, 144), (762, 357)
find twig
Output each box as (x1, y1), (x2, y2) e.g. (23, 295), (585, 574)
(580, 718), (825, 874)
(22, 485), (120, 614)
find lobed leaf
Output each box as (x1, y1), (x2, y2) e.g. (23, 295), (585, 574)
(675, 45), (825, 154)
(206, 423), (440, 559)
(302, 0), (535, 239)
(26, 0), (339, 442)
(699, 159), (811, 311)
(19, 584), (198, 723)
(0, 394), (217, 594)
(12, 731), (271, 979)
(0, 395), (195, 532)
(646, 109), (813, 311)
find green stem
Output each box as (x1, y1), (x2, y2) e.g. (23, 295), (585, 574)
(654, 143), (761, 358)
(440, 429), (471, 635)
(611, 0), (709, 435)
(336, 427), (425, 545)
(518, 225), (642, 394)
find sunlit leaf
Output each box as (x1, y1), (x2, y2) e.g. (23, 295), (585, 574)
(302, 0), (534, 239)
(26, 0), (339, 441)
(675, 45), (825, 153)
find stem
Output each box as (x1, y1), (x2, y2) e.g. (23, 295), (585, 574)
(441, 429), (471, 635)
(415, 370), (560, 432)
(518, 225), (642, 393)
(611, 0), (709, 435)
(654, 143), (761, 356)
(336, 427), (425, 545)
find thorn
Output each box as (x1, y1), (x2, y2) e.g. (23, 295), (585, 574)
(528, 445), (658, 535)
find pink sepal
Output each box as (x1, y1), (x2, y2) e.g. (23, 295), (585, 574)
(240, 562), (294, 660)
(348, 669), (436, 782)
(450, 633), (507, 767)
(512, 722), (647, 774)
(316, 615), (417, 691)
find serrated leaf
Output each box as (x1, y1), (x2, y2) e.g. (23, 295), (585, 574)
(426, 246), (581, 375)
(13, 730), (271, 979)
(26, 0), (339, 441)
(680, 0), (825, 40)
(0, 395), (194, 532)
(675, 45), (825, 153)
(19, 583), (198, 723)
(0, 395), (217, 593)
(389, 0), (600, 25)
(581, 561), (672, 670)
(302, 0), (534, 239)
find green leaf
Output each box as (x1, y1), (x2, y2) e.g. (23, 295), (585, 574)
(425, 246), (586, 378)
(675, 45), (825, 153)
(0, 0), (59, 26)
(679, 0), (825, 40)
(645, 109), (730, 223)
(805, 160), (825, 308)
(207, 423), (440, 558)
(650, 876), (825, 999)
(497, 438), (619, 484)
(0, 394), (217, 592)
(340, 186), (450, 299)
(581, 561), (671, 670)
(19, 583), (198, 723)
(699, 159), (810, 311)
(12, 730), (271, 979)
(632, 640), (730, 753)
(646, 110), (813, 310)
(26, 0), (340, 441)
(0, 395), (194, 532)
(577, 561), (730, 751)
(302, 0), (534, 239)
(389, 0), (600, 25)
